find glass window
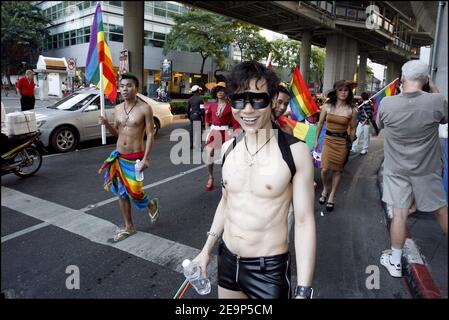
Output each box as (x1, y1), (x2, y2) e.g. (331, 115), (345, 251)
(71, 37), (77, 45)
(154, 2), (166, 9)
(154, 8), (166, 17)
(167, 3), (179, 12)
(151, 40), (164, 48)
(108, 1), (122, 7)
(154, 32), (165, 41)
(48, 93), (97, 111)
(58, 34), (64, 48)
(109, 33), (123, 42)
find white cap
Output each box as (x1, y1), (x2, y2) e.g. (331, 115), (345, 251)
(190, 85), (201, 93)
(182, 259), (191, 268)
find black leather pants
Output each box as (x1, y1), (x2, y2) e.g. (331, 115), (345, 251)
(217, 241), (291, 299)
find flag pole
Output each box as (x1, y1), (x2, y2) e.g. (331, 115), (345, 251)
(266, 52), (272, 68)
(357, 77), (399, 109)
(99, 62), (106, 145)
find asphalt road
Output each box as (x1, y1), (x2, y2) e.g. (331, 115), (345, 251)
(1, 120), (411, 300)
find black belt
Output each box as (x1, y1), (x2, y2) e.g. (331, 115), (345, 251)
(326, 130), (348, 138)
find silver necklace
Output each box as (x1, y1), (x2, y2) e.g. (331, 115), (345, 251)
(244, 134), (274, 167)
(123, 99), (138, 128)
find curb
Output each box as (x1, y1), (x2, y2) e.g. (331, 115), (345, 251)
(377, 163), (443, 299)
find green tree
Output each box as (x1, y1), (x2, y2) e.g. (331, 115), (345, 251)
(163, 9), (234, 78)
(271, 38), (326, 91)
(270, 38), (301, 74)
(231, 22), (271, 62)
(310, 46), (325, 92)
(1, 1), (51, 84)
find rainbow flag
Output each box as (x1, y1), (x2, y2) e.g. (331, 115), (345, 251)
(86, 3), (117, 103)
(289, 66), (319, 120)
(372, 78), (398, 114)
(277, 115), (316, 150)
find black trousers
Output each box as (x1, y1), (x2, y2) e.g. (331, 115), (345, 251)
(20, 95), (35, 111)
(189, 113), (202, 149)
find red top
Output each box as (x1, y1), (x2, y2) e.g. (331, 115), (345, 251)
(16, 77), (35, 97)
(205, 101), (240, 130)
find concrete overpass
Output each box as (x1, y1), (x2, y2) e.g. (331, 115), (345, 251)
(177, 1), (436, 92)
(121, 1), (438, 94)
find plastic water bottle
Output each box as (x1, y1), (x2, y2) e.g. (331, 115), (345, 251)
(182, 259), (211, 295)
(135, 160), (144, 181)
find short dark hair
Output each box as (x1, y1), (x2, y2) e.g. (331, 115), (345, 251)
(227, 62), (279, 100)
(277, 85), (290, 97)
(121, 72), (139, 88)
(361, 92), (369, 100)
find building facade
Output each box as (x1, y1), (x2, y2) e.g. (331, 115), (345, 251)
(38, 1), (217, 97)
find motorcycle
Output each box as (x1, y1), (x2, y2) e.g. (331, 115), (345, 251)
(1, 131), (44, 177)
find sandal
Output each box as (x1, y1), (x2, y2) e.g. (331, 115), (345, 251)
(206, 177), (214, 191)
(149, 198), (160, 223)
(325, 201), (335, 212)
(109, 230), (136, 243)
(319, 192), (328, 205)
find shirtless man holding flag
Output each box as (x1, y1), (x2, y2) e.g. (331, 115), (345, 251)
(98, 72), (160, 243)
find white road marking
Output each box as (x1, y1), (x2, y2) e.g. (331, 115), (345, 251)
(1, 222), (50, 243)
(1, 186), (217, 279)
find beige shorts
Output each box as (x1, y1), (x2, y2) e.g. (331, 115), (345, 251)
(383, 172), (447, 212)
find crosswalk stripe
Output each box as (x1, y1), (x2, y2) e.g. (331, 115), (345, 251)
(1, 186), (217, 279)
(1, 222), (50, 243)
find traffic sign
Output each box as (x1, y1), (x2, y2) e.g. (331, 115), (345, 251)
(68, 58), (76, 70)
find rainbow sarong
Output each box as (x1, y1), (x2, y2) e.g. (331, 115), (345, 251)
(99, 150), (150, 209)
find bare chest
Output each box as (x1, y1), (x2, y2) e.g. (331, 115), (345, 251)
(222, 143), (292, 198)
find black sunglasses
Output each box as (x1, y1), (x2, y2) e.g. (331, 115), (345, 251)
(229, 92), (271, 109)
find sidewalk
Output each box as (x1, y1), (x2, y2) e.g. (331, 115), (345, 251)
(378, 163), (448, 298)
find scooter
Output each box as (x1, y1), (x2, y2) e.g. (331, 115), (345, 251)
(1, 131), (44, 177)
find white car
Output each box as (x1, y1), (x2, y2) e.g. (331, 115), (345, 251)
(35, 88), (173, 153)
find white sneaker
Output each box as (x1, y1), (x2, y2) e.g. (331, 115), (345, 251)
(360, 150), (368, 155)
(380, 250), (402, 277)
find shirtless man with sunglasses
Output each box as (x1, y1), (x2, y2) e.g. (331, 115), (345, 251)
(192, 62), (316, 299)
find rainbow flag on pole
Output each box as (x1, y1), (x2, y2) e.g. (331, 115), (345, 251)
(289, 66), (319, 121)
(85, 2), (117, 103)
(372, 78), (399, 113)
(277, 115), (316, 150)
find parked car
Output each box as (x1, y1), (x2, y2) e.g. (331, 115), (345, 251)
(35, 88), (173, 153)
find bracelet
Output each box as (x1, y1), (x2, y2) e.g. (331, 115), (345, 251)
(207, 231), (220, 239)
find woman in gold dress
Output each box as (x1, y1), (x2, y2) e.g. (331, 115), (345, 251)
(314, 80), (357, 212)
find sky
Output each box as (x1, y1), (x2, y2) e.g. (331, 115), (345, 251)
(368, 46), (431, 82)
